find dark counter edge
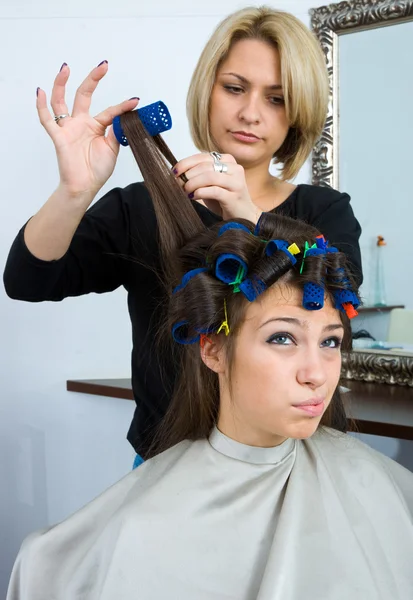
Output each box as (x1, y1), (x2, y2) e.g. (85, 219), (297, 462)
(67, 379), (134, 401)
(66, 378), (413, 441)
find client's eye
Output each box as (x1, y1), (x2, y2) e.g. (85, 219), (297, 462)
(321, 337), (342, 349)
(267, 333), (295, 345)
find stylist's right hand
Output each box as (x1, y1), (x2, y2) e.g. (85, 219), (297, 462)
(36, 61), (139, 198)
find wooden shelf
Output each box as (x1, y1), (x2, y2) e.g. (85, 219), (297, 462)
(67, 378), (413, 441)
(358, 304), (405, 314)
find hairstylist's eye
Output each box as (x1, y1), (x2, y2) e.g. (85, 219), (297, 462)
(223, 85), (244, 95)
(266, 332), (295, 346)
(269, 96), (285, 106)
(321, 337), (342, 349)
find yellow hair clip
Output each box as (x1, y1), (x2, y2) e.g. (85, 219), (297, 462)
(288, 243), (300, 256)
(217, 299), (230, 336)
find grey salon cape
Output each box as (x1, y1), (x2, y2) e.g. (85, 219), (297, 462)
(7, 427), (413, 599)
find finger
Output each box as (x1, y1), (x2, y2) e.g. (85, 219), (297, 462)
(219, 153), (237, 164)
(94, 97), (140, 128)
(71, 60), (109, 117)
(50, 63), (71, 118)
(173, 153), (212, 178)
(36, 88), (59, 137)
(184, 170), (234, 195)
(190, 186), (228, 204)
(105, 125), (121, 157)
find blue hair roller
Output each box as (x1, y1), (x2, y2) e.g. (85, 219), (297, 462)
(265, 239), (298, 266)
(113, 100), (172, 146)
(253, 212), (267, 236)
(239, 277), (267, 302)
(172, 321), (199, 345)
(172, 267), (208, 295)
(333, 289), (360, 311)
(215, 254), (248, 284)
(302, 282), (325, 311)
(218, 222), (251, 237)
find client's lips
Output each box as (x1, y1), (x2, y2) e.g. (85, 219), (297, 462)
(293, 398), (325, 417)
(295, 398), (324, 407)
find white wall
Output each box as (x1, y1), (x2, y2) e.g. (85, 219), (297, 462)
(0, 1), (411, 596)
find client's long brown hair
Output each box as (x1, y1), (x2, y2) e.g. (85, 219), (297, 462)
(121, 111), (204, 280)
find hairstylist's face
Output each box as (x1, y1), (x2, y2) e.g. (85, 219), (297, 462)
(209, 39), (290, 169)
(217, 285), (344, 448)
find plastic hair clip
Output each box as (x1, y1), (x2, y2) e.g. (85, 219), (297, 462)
(113, 100), (172, 146)
(343, 302), (359, 319)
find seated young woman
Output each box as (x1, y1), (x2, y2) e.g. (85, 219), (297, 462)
(7, 211), (413, 599)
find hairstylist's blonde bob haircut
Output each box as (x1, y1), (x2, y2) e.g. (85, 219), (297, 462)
(187, 6), (329, 181)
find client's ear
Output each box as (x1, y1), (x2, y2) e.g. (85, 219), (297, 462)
(200, 335), (227, 374)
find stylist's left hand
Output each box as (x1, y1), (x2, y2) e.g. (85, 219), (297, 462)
(173, 153), (261, 224)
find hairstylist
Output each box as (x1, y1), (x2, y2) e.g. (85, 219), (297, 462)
(3, 6), (362, 458)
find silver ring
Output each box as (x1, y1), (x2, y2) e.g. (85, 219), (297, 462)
(54, 114), (70, 123)
(213, 161), (228, 174)
(210, 151), (222, 164)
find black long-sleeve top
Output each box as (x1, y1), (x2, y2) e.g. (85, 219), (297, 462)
(3, 182), (362, 456)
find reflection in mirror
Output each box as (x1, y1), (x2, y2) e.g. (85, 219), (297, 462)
(339, 21), (413, 314)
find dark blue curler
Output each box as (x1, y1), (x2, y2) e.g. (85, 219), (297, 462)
(172, 321), (199, 345)
(239, 277), (267, 302)
(172, 267), (208, 295)
(253, 212), (267, 236)
(113, 101), (172, 146)
(218, 222), (251, 237)
(172, 321), (216, 345)
(302, 282), (325, 311)
(215, 254), (248, 284)
(333, 289), (360, 311)
(265, 239), (298, 265)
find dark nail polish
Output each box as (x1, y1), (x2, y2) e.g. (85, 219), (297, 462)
(97, 60), (108, 67)
(36, 87), (40, 97)
(188, 192), (194, 200)
(60, 62), (67, 72)
(173, 168), (178, 175)
(129, 97), (140, 101)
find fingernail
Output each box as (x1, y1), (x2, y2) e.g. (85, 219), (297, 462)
(36, 87), (40, 97)
(188, 192), (194, 200)
(97, 60), (108, 67)
(129, 97), (140, 101)
(60, 62), (67, 72)
(173, 168), (178, 175)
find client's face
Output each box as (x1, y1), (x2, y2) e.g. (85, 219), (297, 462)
(217, 284), (344, 448)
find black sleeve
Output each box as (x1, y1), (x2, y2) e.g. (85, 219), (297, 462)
(3, 182), (157, 302)
(312, 192), (363, 286)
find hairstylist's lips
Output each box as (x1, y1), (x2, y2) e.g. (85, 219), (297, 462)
(292, 397), (325, 417)
(230, 130), (261, 143)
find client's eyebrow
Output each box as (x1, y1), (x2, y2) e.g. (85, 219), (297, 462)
(259, 317), (344, 332)
(221, 72), (283, 91)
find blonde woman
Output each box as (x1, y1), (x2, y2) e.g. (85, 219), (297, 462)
(3, 6), (362, 459)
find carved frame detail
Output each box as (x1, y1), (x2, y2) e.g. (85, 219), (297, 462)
(342, 351), (413, 386)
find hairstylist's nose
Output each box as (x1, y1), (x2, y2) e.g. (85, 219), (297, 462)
(296, 349), (327, 390)
(239, 94), (261, 125)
